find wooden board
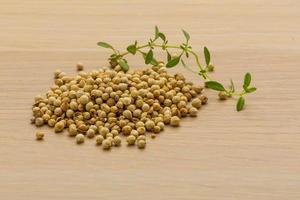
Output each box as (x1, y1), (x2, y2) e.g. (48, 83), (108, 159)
(0, 0), (299, 199)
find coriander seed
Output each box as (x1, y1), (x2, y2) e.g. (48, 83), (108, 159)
(191, 98), (202, 109)
(36, 131), (44, 140)
(189, 107), (198, 117)
(76, 63), (84, 71)
(137, 139), (146, 149)
(126, 135), (136, 145)
(76, 134), (85, 144)
(102, 139), (111, 150)
(86, 129), (95, 138)
(170, 116), (180, 126)
(113, 136), (122, 146)
(54, 121), (65, 133)
(95, 135), (104, 145)
(218, 91), (227, 100)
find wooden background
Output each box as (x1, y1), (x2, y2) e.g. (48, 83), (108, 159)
(0, 0), (299, 199)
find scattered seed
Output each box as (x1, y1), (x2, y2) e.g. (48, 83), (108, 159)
(36, 131), (44, 140)
(137, 139), (146, 149)
(76, 134), (84, 144)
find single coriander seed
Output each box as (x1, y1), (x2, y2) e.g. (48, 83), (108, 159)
(189, 107), (198, 117)
(36, 131), (44, 140)
(95, 135), (104, 145)
(137, 139), (146, 149)
(76, 63), (84, 71)
(75, 134), (85, 144)
(218, 91), (227, 100)
(191, 98), (202, 109)
(54, 121), (65, 133)
(113, 136), (122, 146)
(126, 135), (136, 145)
(86, 128), (95, 138)
(170, 116), (180, 126)
(150, 133), (156, 139)
(102, 139), (111, 150)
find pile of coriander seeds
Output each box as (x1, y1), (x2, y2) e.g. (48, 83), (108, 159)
(31, 62), (207, 150)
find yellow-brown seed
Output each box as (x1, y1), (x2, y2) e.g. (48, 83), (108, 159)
(191, 98), (202, 109)
(35, 117), (44, 127)
(218, 91), (227, 100)
(79, 95), (89, 104)
(170, 116), (180, 126)
(54, 121), (65, 132)
(113, 136), (122, 146)
(36, 131), (44, 140)
(137, 139), (146, 149)
(122, 125), (132, 135)
(76, 63), (84, 71)
(102, 139), (111, 150)
(137, 127), (146, 135)
(68, 124), (77, 136)
(76, 134), (84, 144)
(137, 135), (146, 141)
(126, 135), (136, 145)
(189, 107), (198, 117)
(86, 129), (95, 138)
(145, 120), (155, 131)
(95, 135), (104, 145)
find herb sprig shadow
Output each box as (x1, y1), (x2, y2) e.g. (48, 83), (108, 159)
(97, 26), (257, 111)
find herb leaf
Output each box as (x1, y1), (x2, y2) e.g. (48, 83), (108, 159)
(205, 81), (226, 91)
(236, 96), (245, 111)
(141, 51), (158, 65)
(182, 29), (190, 42)
(145, 50), (153, 64)
(155, 26), (159, 39)
(97, 42), (114, 50)
(243, 73), (251, 88)
(118, 59), (129, 71)
(166, 56), (181, 68)
(245, 87), (257, 93)
(127, 44), (137, 55)
(204, 47), (210, 66)
(158, 32), (166, 41)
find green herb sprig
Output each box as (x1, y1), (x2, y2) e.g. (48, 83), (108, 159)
(97, 26), (256, 111)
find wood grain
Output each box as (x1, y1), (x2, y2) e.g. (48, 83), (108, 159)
(0, 0), (299, 199)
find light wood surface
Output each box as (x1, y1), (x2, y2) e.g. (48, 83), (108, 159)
(0, 1), (300, 199)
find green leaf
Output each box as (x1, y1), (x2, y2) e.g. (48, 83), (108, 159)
(243, 73), (251, 88)
(245, 87), (257, 93)
(145, 50), (153, 64)
(127, 44), (137, 55)
(158, 32), (166, 41)
(141, 51), (158, 65)
(155, 26), (159, 39)
(118, 59), (129, 71)
(204, 47), (210, 66)
(236, 96), (245, 111)
(166, 56), (181, 68)
(205, 81), (226, 91)
(97, 42), (114, 49)
(182, 29), (190, 42)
